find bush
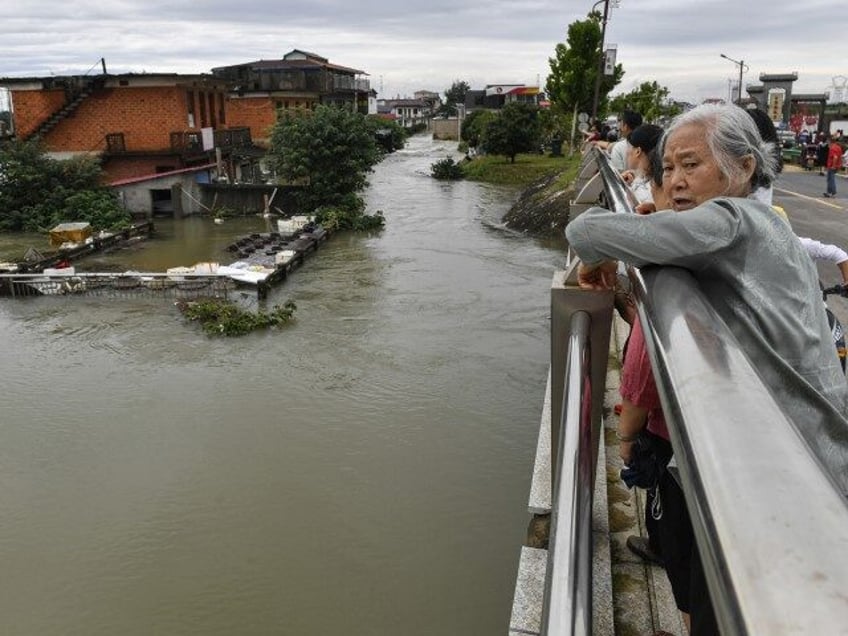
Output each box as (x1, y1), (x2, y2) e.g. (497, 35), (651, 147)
(178, 298), (297, 336)
(315, 205), (385, 231)
(0, 140), (131, 232)
(431, 156), (465, 180)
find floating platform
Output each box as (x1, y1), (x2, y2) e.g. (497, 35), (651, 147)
(0, 222), (155, 275)
(0, 223), (329, 301)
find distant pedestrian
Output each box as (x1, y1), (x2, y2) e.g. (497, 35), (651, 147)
(824, 135), (842, 198)
(608, 110), (644, 172)
(817, 133), (829, 175)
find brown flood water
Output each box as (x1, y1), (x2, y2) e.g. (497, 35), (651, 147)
(0, 135), (567, 635)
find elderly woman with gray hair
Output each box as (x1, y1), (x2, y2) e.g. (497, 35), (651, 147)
(565, 103), (848, 634)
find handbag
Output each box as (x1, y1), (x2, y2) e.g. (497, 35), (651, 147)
(620, 431), (673, 489)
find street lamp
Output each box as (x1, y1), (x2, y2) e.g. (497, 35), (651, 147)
(720, 53), (748, 104)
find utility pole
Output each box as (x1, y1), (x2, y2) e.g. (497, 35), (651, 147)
(590, 0), (611, 119)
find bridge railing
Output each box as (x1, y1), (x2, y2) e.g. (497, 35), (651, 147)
(542, 148), (848, 634)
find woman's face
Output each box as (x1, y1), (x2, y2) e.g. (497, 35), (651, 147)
(626, 144), (645, 173)
(661, 123), (752, 211)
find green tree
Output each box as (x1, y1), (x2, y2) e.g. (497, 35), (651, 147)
(546, 12), (624, 119)
(460, 109), (496, 148)
(438, 80), (470, 117)
(481, 102), (543, 163)
(268, 105), (384, 228)
(366, 115), (407, 152)
(608, 81), (682, 123)
(0, 139), (129, 232)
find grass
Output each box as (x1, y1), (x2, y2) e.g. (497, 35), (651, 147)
(462, 150), (583, 188)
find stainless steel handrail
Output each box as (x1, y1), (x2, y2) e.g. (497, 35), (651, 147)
(542, 311), (593, 635)
(585, 147), (848, 633)
(633, 266), (848, 634)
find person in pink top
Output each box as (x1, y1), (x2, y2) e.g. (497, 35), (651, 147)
(614, 145), (698, 633)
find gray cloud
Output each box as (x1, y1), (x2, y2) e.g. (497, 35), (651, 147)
(1, 0), (844, 103)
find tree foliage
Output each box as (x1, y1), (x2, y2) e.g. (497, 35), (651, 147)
(268, 105), (385, 228)
(608, 81), (682, 123)
(438, 80), (470, 117)
(546, 12), (624, 117)
(368, 116), (407, 152)
(430, 156), (465, 180)
(0, 139), (129, 232)
(461, 109), (496, 148)
(481, 102), (543, 163)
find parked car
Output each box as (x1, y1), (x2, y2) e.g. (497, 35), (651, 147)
(777, 130), (797, 149)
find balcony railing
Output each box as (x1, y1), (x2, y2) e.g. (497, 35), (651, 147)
(169, 127), (252, 153)
(214, 127), (251, 149)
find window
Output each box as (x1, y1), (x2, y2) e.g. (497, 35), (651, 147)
(105, 133), (125, 152)
(186, 90), (195, 128)
(218, 93), (226, 125)
(199, 91), (207, 128)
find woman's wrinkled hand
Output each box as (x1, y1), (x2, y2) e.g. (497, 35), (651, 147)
(577, 261), (618, 290)
(635, 202), (657, 215)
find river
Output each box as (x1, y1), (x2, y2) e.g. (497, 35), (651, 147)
(0, 134), (566, 635)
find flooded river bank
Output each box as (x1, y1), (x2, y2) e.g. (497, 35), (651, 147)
(0, 135), (567, 635)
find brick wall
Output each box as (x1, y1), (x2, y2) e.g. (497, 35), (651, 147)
(227, 96), (277, 146)
(101, 156), (180, 183)
(42, 86), (192, 152)
(10, 89), (66, 139)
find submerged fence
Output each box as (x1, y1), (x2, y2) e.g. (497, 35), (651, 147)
(0, 272), (236, 300)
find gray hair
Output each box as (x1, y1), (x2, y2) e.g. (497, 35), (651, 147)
(661, 103), (778, 192)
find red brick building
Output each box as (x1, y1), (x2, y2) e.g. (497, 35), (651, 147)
(0, 51), (374, 216)
(212, 49), (373, 146)
(0, 73), (253, 183)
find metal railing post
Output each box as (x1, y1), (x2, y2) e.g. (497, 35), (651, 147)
(543, 310), (594, 635)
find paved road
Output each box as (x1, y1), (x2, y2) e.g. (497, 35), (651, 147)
(775, 166), (848, 325)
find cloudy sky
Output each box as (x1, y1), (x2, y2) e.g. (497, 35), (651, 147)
(2, 0), (845, 105)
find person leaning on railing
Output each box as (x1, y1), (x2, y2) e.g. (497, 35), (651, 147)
(565, 103), (848, 635)
(616, 144), (701, 634)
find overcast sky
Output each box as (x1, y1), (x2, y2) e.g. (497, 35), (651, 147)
(2, 0), (845, 106)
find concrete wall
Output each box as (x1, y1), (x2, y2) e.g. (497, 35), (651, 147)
(200, 184), (300, 216)
(117, 173), (206, 218)
(432, 117), (461, 140)
(116, 179), (301, 219)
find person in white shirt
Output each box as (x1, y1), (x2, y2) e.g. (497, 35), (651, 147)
(589, 110), (644, 172)
(608, 110), (643, 171)
(621, 123), (664, 205)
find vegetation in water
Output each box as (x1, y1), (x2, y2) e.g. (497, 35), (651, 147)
(178, 298), (297, 336)
(430, 156), (465, 180)
(315, 203), (386, 232)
